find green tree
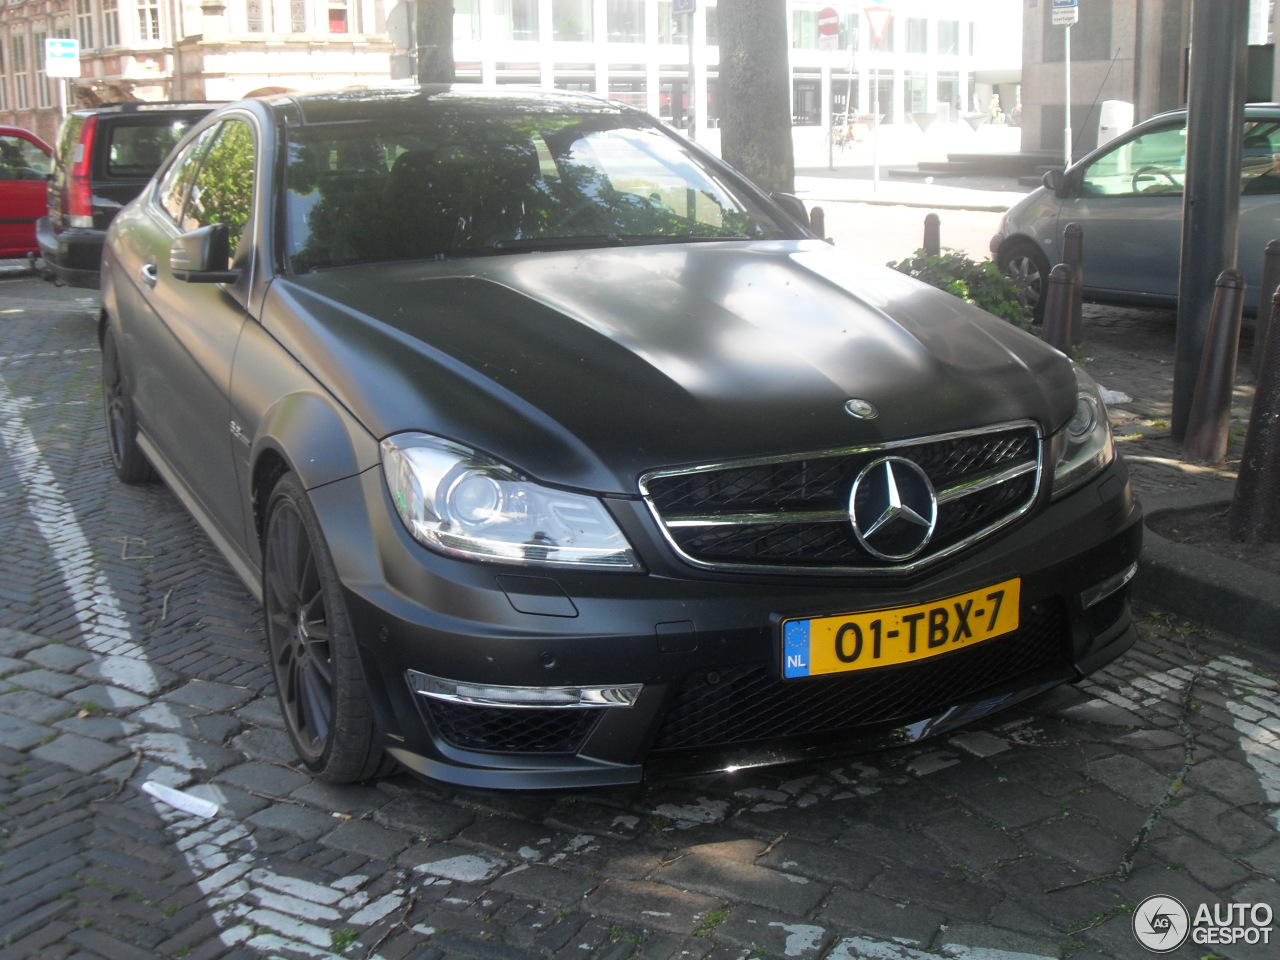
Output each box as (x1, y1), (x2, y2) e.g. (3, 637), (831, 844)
(416, 0), (455, 83)
(717, 0), (794, 195)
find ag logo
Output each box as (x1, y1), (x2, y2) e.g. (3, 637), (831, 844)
(1133, 895), (1190, 953)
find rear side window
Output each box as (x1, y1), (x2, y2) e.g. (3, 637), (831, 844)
(105, 118), (199, 178)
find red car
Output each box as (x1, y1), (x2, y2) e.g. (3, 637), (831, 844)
(0, 126), (53, 259)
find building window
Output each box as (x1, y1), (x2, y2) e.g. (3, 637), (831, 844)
(76, 0), (95, 50)
(0, 48), (7, 111)
(103, 0), (121, 46)
(906, 18), (927, 54)
(793, 77), (821, 126)
(552, 0), (592, 42)
(609, 76), (644, 107)
(292, 0), (308, 33)
(607, 0), (644, 43)
(34, 32), (51, 108)
(705, 4), (717, 45)
(830, 76), (858, 120)
(138, 0), (161, 41)
(247, 0), (264, 31)
(496, 0), (538, 41)
(454, 0), (480, 41)
(12, 36), (28, 110)
(328, 0), (347, 32)
(937, 71), (960, 117)
(791, 10), (818, 49)
(657, 2), (685, 44)
(906, 70), (928, 113)
(938, 20), (959, 56)
(838, 12), (858, 51)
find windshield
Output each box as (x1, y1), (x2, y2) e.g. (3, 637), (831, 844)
(284, 105), (794, 272)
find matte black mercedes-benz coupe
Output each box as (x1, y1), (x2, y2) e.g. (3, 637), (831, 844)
(100, 85), (1142, 788)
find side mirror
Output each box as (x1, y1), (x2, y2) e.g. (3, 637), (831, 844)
(1042, 168), (1066, 196)
(771, 191), (810, 227)
(170, 223), (240, 284)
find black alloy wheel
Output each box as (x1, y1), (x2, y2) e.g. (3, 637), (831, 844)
(998, 240), (1051, 325)
(101, 324), (155, 484)
(263, 472), (391, 782)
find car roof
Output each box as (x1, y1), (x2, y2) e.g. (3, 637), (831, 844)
(250, 84), (634, 127)
(1138, 103), (1280, 126)
(69, 101), (224, 119)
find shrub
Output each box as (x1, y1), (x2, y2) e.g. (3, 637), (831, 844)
(887, 249), (1033, 329)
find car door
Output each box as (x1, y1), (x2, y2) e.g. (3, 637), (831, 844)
(1057, 120), (1188, 301)
(0, 130), (52, 257)
(1237, 118), (1280, 311)
(114, 116), (257, 549)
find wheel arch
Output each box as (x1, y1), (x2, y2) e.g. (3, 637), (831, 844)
(249, 390), (380, 543)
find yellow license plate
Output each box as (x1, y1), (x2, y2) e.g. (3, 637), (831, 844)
(782, 578), (1021, 679)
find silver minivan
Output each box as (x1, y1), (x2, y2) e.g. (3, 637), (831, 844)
(991, 105), (1280, 322)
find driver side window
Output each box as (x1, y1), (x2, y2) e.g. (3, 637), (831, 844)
(1080, 124), (1186, 198)
(183, 120), (256, 258)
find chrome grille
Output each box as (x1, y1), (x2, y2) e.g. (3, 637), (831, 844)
(641, 422), (1042, 574)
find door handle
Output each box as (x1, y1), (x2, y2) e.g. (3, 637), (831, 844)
(140, 262), (158, 288)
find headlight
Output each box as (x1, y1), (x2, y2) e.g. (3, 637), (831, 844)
(381, 433), (639, 570)
(1051, 363), (1115, 498)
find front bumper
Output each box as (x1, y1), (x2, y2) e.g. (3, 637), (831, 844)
(36, 217), (104, 288)
(310, 456), (1143, 789)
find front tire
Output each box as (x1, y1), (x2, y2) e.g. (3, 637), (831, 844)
(101, 323), (155, 484)
(998, 240), (1051, 325)
(263, 473), (392, 782)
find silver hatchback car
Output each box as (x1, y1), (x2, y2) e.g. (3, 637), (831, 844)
(992, 104), (1280, 322)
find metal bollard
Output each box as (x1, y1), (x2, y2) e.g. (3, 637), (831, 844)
(1252, 239), (1280, 381)
(1061, 222), (1084, 344)
(1040, 263), (1075, 353)
(923, 213), (941, 257)
(1184, 269), (1247, 463)
(1228, 287), (1280, 542)
(809, 205), (826, 241)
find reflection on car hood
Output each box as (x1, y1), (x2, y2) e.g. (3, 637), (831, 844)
(263, 239), (1075, 493)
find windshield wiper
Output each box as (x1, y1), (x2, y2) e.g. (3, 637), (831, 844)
(492, 235), (624, 251)
(492, 233), (750, 252)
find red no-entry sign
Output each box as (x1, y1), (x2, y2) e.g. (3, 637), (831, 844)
(818, 7), (839, 36)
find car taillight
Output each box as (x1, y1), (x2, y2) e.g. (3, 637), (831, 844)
(66, 115), (96, 228)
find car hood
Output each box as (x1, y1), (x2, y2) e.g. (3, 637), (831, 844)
(262, 240), (1075, 494)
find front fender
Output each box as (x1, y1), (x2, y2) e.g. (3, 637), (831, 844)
(252, 388), (381, 496)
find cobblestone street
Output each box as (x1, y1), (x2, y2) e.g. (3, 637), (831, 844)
(1, 275), (1277, 960)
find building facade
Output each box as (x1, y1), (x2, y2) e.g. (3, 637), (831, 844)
(1020, 0), (1276, 159)
(1, 0), (1020, 147)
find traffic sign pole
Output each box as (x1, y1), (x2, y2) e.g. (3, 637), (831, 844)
(1053, 0), (1079, 169)
(865, 5), (892, 193)
(818, 5), (839, 169)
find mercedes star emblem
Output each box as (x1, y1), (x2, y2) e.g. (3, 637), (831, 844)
(850, 457), (938, 561)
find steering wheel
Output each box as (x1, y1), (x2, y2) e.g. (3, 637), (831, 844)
(1132, 165), (1179, 193)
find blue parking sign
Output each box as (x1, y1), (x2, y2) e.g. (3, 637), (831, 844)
(45, 37), (81, 78)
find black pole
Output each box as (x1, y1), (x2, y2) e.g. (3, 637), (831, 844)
(1230, 287), (1280, 542)
(1041, 263), (1076, 354)
(923, 213), (940, 257)
(1172, 0), (1248, 442)
(1061, 222), (1084, 345)
(1184, 269), (1246, 463)
(1253, 239), (1280, 381)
